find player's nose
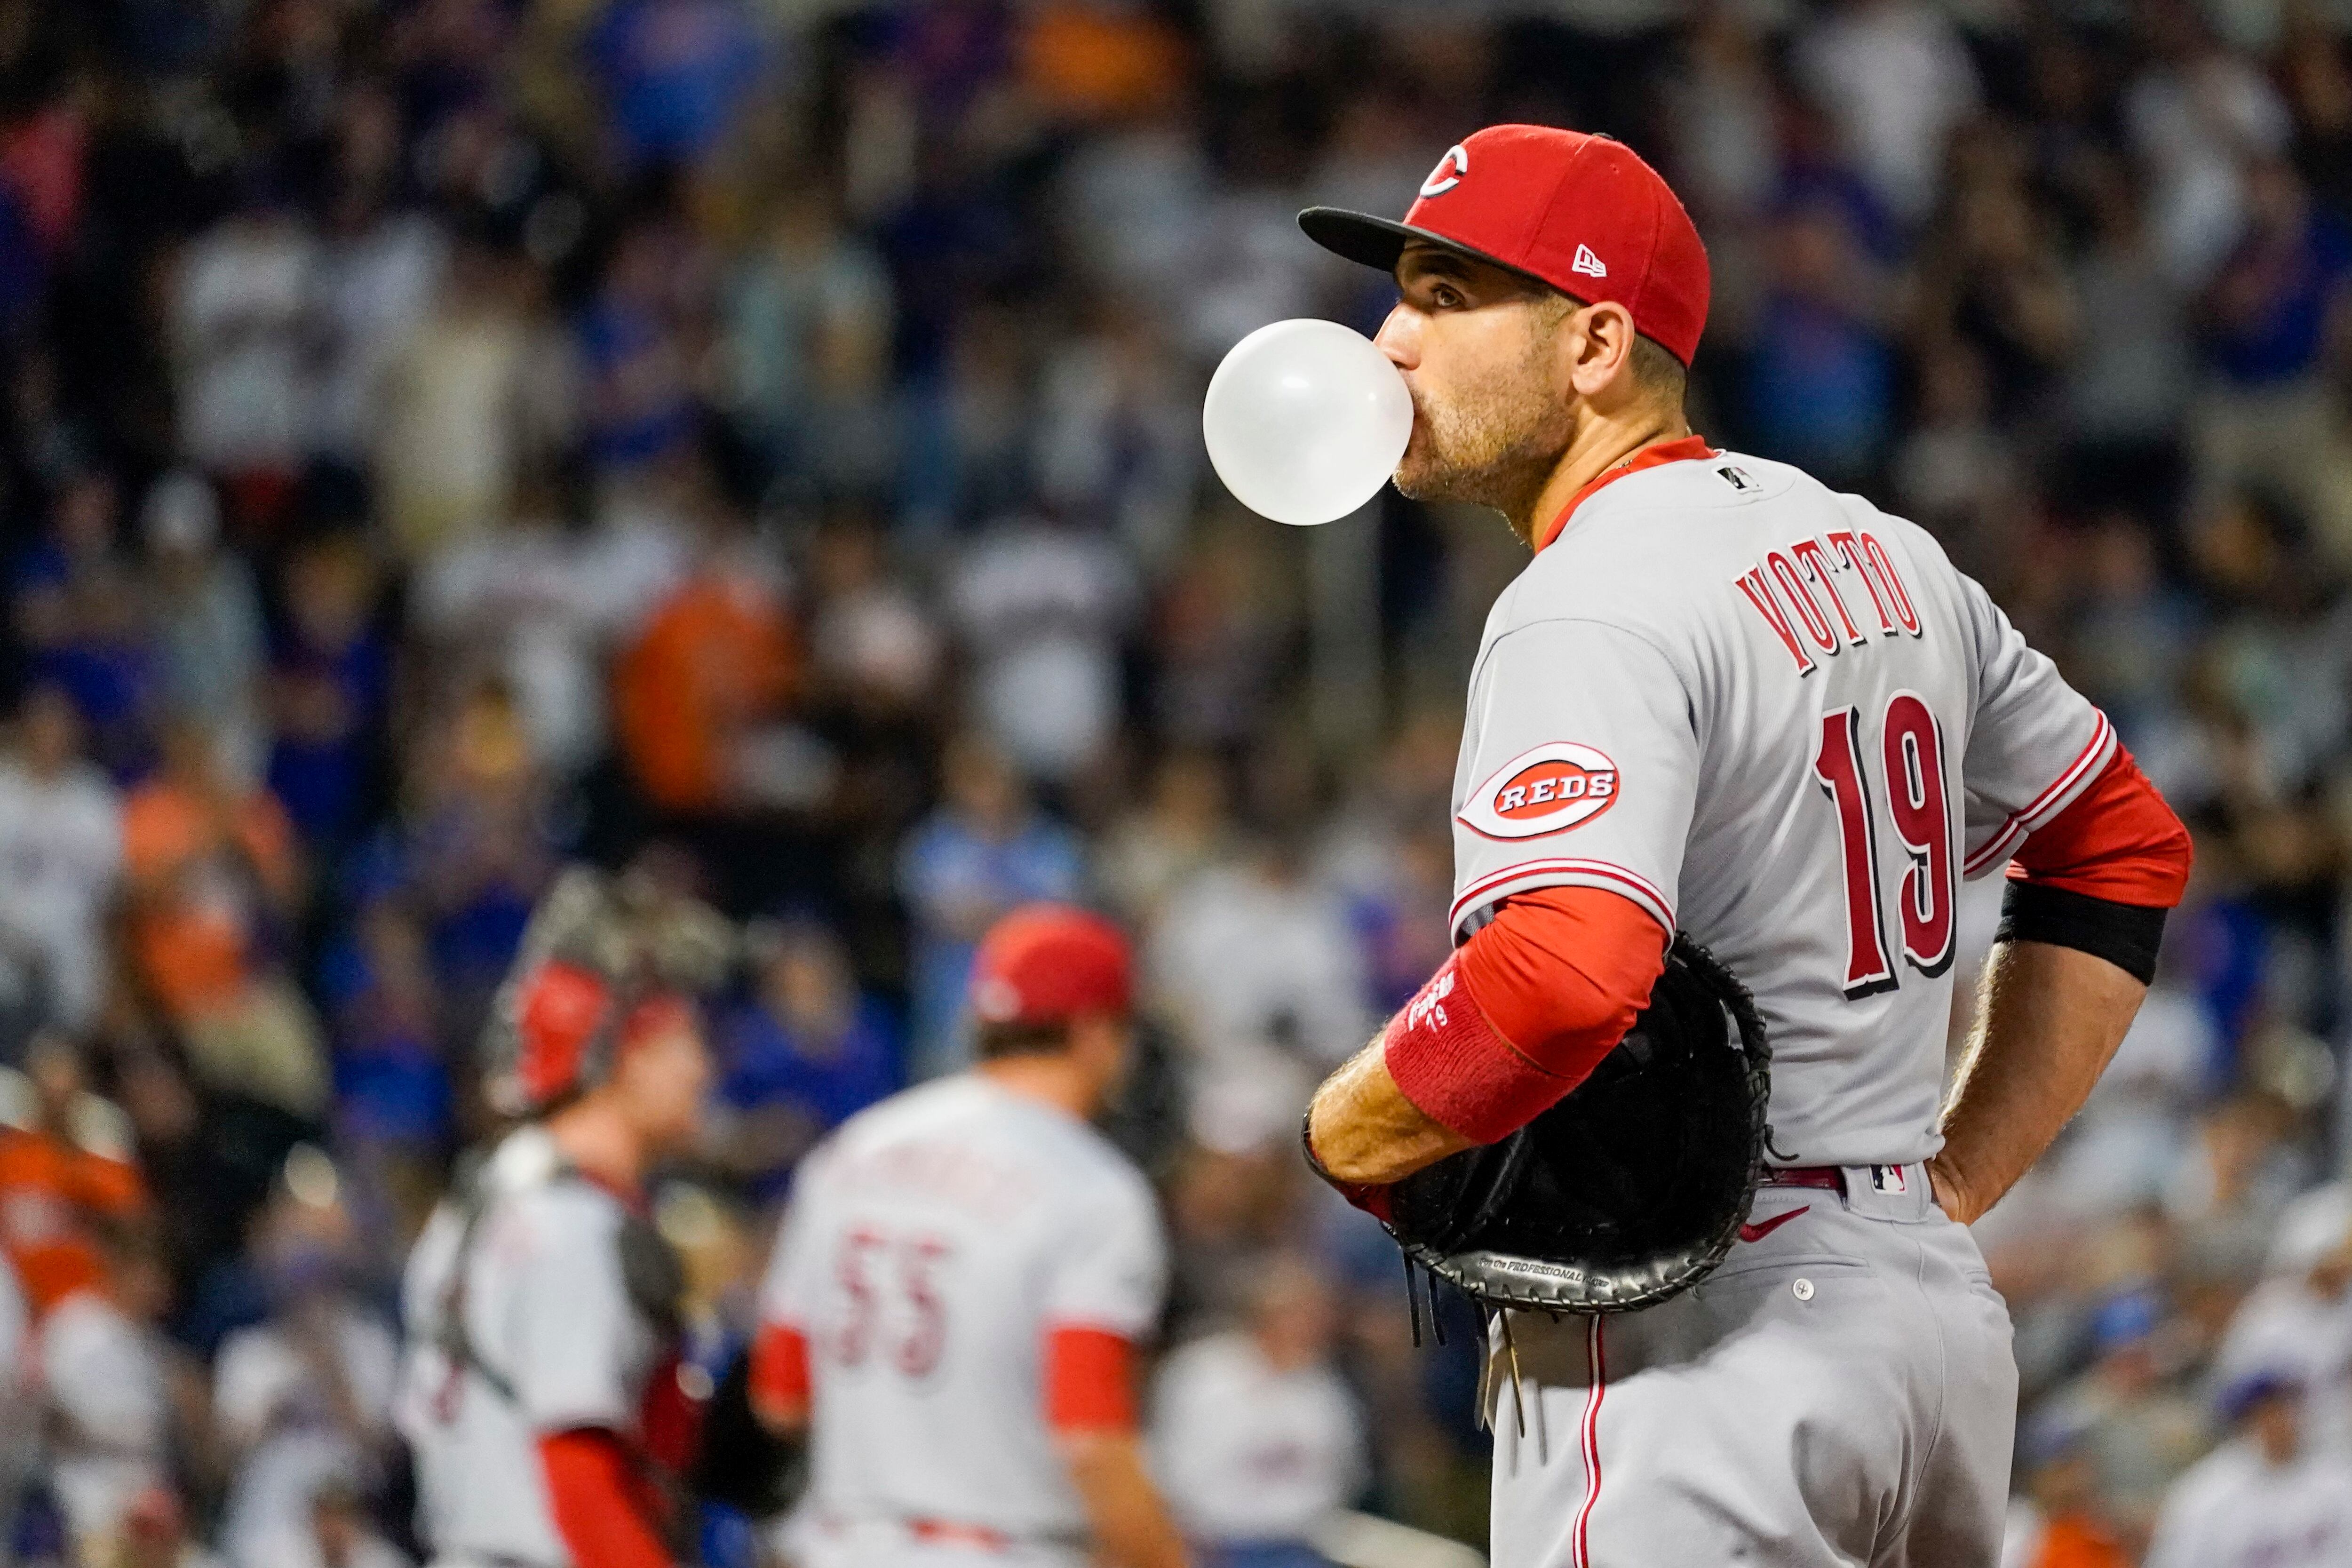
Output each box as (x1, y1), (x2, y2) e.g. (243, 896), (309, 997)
(1373, 304), (1420, 372)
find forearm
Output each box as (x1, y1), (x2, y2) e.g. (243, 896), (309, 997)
(538, 1428), (675, 1568)
(1057, 1432), (1189, 1568)
(1931, 938), (2149, 1224)
(1307, 1040), (1474, 1185)
(747, 1322), (811, 1434)
(1309, 887), (1662, 1184)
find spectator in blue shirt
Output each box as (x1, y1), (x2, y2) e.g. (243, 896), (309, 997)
(898, 732), (1084, 1075)
(710, 920), (898, 1202)
(320, 902), (453, 1163)
(586, 0), (765, 169)
(2206, 158), (2352, 388)
(267, 535), (389, 852)
(1744, 201), (1897, 487)
(2193, 156), (2352, 572)
(580, 219), (700, 474)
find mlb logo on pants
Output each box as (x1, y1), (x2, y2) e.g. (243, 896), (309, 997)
(1870, 1164), (1907, 1194)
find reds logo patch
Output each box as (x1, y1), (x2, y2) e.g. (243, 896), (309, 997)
(1458, 742), (1620, 840)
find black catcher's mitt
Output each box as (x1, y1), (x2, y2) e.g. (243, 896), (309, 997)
(1382, 932), (1771, 1315)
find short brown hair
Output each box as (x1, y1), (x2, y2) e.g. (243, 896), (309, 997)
(1627, 331), (1689, 409)
(1539, 291), (1688, 411)
(975, 1018), (1073, 1060)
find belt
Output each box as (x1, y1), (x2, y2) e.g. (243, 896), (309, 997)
(820, 1515), (1076, 1554)
(909, 1520), (1014, 1552)
(1762, 1165), (1846, 1192)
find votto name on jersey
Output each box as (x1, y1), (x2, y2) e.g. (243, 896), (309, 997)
(1733, 525), (1925, 675)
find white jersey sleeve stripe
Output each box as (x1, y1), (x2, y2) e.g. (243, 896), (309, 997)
(1448, 858), (1676, 937)
(1960, 711), (2115, 877)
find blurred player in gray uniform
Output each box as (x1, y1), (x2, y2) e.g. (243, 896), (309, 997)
(747, 904), (1187, 1568)
(397, 871), (730, 1568)
(2142, 1369), (2352, 1568)
(1298, 125), (2196, 1566)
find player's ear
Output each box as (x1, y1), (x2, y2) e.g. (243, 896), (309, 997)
(1071, 1012), (1134, 1095)
(1565, 301), (1639, 405)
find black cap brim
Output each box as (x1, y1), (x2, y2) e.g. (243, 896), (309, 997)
(1297, 207), (1565, 297)
(1297, 207), (1428, 272)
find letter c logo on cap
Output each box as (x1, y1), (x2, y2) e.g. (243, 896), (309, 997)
(1458, 742), (1621, 840)
(1419, 144), (1470, 198)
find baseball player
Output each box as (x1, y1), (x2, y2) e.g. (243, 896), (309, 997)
(2142, 1369), (2352, 1568)
(397, 873), (724, 1568)
(747, 904), (1188, 1568)
(1297, 124), (2195, 1565)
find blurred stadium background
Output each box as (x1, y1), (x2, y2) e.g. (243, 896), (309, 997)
(0, 0), (2347, 1565)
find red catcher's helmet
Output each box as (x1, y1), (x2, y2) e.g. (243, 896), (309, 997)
(485, 867), (734, 1115)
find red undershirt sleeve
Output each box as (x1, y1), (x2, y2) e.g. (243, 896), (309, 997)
(1383, 886), (1669, 1145)
(748, 1321), (811, 1421)
(2005, 746), (2192, 907)
(538, 1428), (675, 1568)
(1042, 1325), (1137, 1433)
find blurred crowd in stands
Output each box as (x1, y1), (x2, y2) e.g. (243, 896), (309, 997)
(0, 0), (2349, 1565)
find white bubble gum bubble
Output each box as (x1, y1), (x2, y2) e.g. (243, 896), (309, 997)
(1202, 318), (1414, 526)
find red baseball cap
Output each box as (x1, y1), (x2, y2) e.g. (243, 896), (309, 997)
(1299, 124), (1710, 366)
(969, 904), (1134, 1027)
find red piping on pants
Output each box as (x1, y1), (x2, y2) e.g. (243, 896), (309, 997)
(1573, 1316), (1606, 1567)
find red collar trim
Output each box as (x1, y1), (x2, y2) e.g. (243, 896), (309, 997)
(1533, 435), (1719, 553)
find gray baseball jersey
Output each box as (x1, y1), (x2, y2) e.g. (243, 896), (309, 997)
(760, 1076), (1167, 1552)
(2142, 1440), (2352, 1568)
(1452, 444), (2114, 1565)
(1450, 446), (2111, 1166)
(396, 1128), (669, 1568)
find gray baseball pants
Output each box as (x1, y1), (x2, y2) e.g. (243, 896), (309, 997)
(1484, 1162), (2017, 1568)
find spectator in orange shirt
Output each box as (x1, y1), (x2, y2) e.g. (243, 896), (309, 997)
(2005, 1417), (2135, 1568)
(0, 1035), (146, 1317)
(121, 722), (324, 1118)
(611, 487), (799, 818)
(122, 721), (299, 1020)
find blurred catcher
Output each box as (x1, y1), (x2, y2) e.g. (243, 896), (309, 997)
(394, 867), (737, 1568)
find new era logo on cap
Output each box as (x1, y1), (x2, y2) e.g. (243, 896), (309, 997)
(1571, 243), (1606, 278)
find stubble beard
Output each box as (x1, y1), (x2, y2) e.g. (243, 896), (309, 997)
(1389, 346), (1573, 525)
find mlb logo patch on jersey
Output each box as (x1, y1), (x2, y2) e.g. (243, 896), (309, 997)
(1869, 1164), (1908, 1195)
(1458, 742), (1620, 840)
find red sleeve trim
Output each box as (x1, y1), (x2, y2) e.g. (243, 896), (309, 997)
(2007, 745), (2192, 908)
(1963, 713), (2116, 877)
(1449, 857), (1675, 937)
(748, 1322), (811, 1421)
(1456, 886), (1670, 1069)
(538, 1429), (675, 1568)
(1043, 1325), (1136, 1433)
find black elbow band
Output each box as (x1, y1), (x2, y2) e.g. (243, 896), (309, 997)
(1996, 881), (2168, 984)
